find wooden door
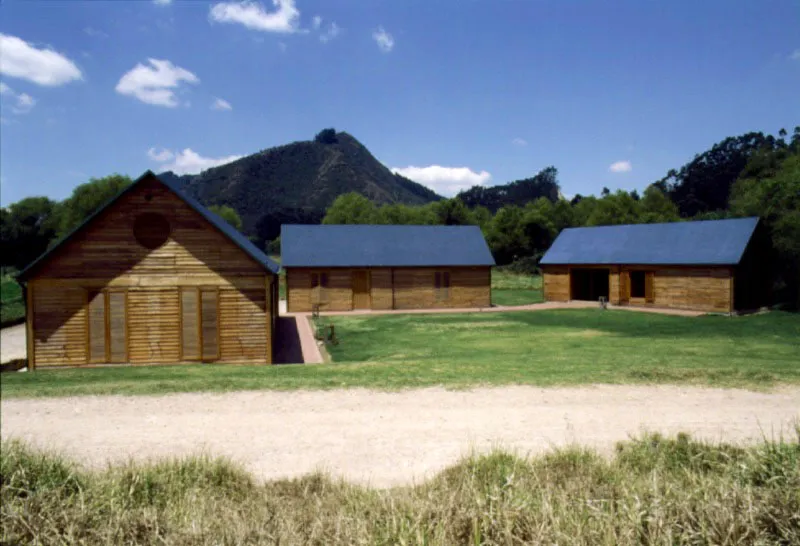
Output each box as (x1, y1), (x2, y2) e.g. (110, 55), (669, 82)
(619, 271), (630, 304)
(87, 289), (128, 364)
(645, 271), (655, 303)
(352, 271), (371, 309)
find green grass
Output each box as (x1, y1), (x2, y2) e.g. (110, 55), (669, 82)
(491, 270), (543, 306)
(3, 310), (799, 399)
(2, 432), (798, 544)
(0, 275), (24, 327)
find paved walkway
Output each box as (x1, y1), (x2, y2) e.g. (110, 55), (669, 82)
(285, 300), (706, 318)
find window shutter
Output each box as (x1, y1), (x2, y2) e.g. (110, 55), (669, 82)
(181, 289), (200, 360)
(108, 291), (127, 362)
(434, 272), (441, 289)
(200, 289), (219, 360)
(88, 291), (106, 362)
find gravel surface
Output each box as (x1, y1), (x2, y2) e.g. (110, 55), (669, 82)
(0, 324), (26, 363)
(2, 385), (797, 487)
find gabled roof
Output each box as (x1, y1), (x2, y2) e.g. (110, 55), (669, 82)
(539, 217), (760, 266)
(281, 224), (495, 268)
(18, 171), (279, 281)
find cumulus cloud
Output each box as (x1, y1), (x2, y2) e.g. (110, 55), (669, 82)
(512, 137), (527, 147)
(609, 160), (632, 173)
(391, 165), (491, 196)
(148, 147), (243, 175)
(0, 33), (82, 86)
(209, 0), (300, 33)
(319, 22), (341, 43)
(0, 82), (36, 114)
(312, 15), (322, 30)
(372, 26), (394, 52)
(115, 59), (199, 107)
(211, 97), (232, 110)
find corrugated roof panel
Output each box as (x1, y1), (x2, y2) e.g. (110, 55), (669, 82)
(281, 224), (496, 267)
(539, 217), (759, 266)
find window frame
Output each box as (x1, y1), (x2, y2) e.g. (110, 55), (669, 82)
(179, 286), (220, 362)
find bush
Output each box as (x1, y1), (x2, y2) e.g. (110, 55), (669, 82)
(496, 254), (543, 275)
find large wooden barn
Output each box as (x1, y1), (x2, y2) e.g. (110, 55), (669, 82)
(539, 217), (767, 313)
(18, 171), (280, 369)
(281, 225), (495, 312)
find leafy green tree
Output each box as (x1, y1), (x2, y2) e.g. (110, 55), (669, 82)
(0, 196), (58, 270)
(639, 185), (680, 223)
(730, 153), (800, 307)
(486, 206), (527, 264)
(55, 174), (132, 238)
(208, 204), (243, 232)
(322, 192), (378, 224)
(430, 198), (474, 225)
(586, 191), (641, 226)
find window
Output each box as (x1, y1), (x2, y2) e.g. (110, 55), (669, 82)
(434, 271), (451, 301)
(180, 287), (219, 361)
(87, 289), (127, 363)
(630, 271), (646, 298)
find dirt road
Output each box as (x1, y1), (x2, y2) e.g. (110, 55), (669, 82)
(2, 385), (797, 487)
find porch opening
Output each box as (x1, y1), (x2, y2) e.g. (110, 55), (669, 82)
(570, 268), (610, 302)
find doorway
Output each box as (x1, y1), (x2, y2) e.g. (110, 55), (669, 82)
(352, 271), (371, 309)
(570, 268), (610, 302)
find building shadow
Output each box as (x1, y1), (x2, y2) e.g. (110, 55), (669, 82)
(273, 317), (304, 364)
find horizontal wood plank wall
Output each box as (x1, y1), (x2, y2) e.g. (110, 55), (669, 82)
(30, 283), (86, 366)
(26, 176), (274, 367)
(542, 266), (570, 301)
(286, 266), (491, 311)
(647, 267), (732, 312)
(608, 266), (621, 304)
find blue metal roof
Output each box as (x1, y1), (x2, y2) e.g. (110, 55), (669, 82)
(281, 224), (496, 267)
(18, 171), (279, 280)
(539, 217), (760, 266)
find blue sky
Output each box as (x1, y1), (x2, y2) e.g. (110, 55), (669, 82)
(1, 0), (798, 204)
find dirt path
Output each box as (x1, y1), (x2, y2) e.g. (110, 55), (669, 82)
(0, 324), (26, 363)
(3, 386), (797, 487)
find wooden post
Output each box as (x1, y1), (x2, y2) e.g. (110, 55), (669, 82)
(25, 282), (35, 371)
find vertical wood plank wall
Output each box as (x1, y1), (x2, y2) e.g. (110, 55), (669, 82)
(286, 266), (491, 312)
(542, 264), (733, 312)
(25, 177), (275, 367)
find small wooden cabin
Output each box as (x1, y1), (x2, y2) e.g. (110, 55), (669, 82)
(17, 171), (280, 369)
(539, 217), (768, 313)
(281, 225), (495, 312)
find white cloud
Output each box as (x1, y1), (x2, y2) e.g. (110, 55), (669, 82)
(209, 0), (300, 33)
(115, 58), (199, 107)
(609, 160), (632, 173)
(148, 147), (243, 175)
(0, 82), (36, 114)
(153, 0), (172, 5)
(312, 15), (322, 30)
(0, 33), (82, 86)
(391, 165), (491, 196)
(512, 137), (527, 147)
(211, 97), (232, 110)
(372, 26), (394, 52)
(319, 22), (341, 43)
(83, 27), (108, 39)
(790, 49), (800, 61)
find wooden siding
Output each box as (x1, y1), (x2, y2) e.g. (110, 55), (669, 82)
(543, 264), (733, 312)
(542, 265), (570, 302)
(25, 176), (274, 367)
(286, 266), (491, 312)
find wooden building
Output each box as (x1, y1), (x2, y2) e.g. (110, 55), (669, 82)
(539, 217), (768, 313)
(17, 171), (280, 369)
(281, 225), (495, 312)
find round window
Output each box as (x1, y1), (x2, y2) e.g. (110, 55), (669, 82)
(133, 212), (171, 249)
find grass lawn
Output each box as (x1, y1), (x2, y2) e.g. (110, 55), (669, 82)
(3, 309), (798, 398)
(1, 275), (24, 327)
(491, 270), (543, 306)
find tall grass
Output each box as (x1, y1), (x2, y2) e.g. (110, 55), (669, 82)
(3, 431), (798, 545)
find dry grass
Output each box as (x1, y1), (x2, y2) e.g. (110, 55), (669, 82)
(2, 431), (798, 545)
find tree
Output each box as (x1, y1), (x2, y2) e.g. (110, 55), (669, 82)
(208, 204), (243, 232)
(322, 192), (378, 224)
(639, 185), (680, 223)
(586, 191), (641, 226)
(430, 198), (474, 225)
(55, 174), (132, 238)
(486, 206), (526, 264)
(0, 196), (58, 270)
(314, 128), (338, 145)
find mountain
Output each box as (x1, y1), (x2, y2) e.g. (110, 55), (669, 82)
(456, 166), (560, 212)
(161, 130), (441, 244)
